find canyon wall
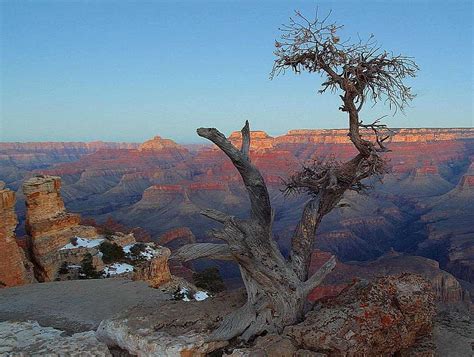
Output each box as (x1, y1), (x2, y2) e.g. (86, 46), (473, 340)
(0, 182), (34, 287)
(23, 175), (98, 281)
(1, 127), (473, 293)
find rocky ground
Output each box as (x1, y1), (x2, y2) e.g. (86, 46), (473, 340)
(0, 320), (111, 356)
(0, 278), (170, 333)
(1, 276), (472, 356)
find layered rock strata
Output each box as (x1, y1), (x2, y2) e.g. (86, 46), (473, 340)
(0, 182), (33, 287)
(133, 246), (172, 288)
(23, 175), (98, 281)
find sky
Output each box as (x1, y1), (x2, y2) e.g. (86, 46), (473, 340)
(1, 0), (473, 143)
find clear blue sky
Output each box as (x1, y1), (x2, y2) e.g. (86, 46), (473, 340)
(1, 0), (472, 143)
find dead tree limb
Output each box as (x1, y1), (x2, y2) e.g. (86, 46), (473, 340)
(172, 8), (417, 344)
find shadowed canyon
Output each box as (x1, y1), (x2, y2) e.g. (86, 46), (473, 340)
(1, 128), (473, 293)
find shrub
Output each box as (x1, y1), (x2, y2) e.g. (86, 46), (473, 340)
(58, 261), (69, 275)
(80, 253), (100, 279)
(99, 241), (125, 264)
(129, 243), (146, 259)
(193, 267), (226, 294)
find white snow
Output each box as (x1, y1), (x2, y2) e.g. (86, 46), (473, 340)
(194, 291), (209, 301)
(179, 288), (191, 302)
(178, 288), (209, 302)
(67, 265), (81, 269)
(60, 237), (104, 250)
(103, 263), (134, 276)
(123, 244), (158, 260)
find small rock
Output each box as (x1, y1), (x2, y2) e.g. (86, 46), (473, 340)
(0, 320), (111, 355)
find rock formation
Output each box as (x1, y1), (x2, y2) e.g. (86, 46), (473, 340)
(1, 129), (473, 294)
(133, 246), (172, 288)
(308, 250), (469, 304)
(97, 290), (245, 356)
(0, 182), (34, 287)
(158, 227), (196, 249)
(285, 274), (435, 356)
(0, 321), (111, 356)
(139, 135), (187, 152)
(97, 274), (436, 356)
(23, 175), (98, 281)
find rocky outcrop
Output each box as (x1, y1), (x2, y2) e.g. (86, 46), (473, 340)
(308, 251), (468, 304)
(285, 274), (435, 356)
(2, 130), (474, 292)
(133, 246), (172, 288)
(158, 227), (196, 249)
(228, 130), (275, 151)
(139, 135), (188, 152)
(0, 320), (111, 356)
(418, 169), (474, 284)
(277, 127), (474, 145)
(0, 183), (33, 287)
(23, 175), (98, 281)
(97, 291), (246, 356)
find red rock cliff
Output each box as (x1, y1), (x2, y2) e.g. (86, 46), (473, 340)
(0, 183), (33, 287)
(23, 175), (98, 281)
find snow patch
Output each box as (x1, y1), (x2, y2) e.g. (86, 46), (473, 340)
(180, 288), (191, 302)
(194, 291), (209, 301)
(103, 263), (134, 276)
(178, 288), (209, 302)
(123, 244), (158, 260)
(60, 237), (104, 250)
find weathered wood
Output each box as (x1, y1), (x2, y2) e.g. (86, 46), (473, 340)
(240, 120), (250, 159)
(195, 121), (335, 342)
(173, 243), (233, 261)
(197, 126), (271, 226)
(200, 208), (231, 224)
(178, 9), (416, 344)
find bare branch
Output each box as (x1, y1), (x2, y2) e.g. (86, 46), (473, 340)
(197, 123), (272, 226)
(201, 208), (231, 224)
(241, 120), (250, 159)
(303, 255), (337, 294)
(173, 243), (233, 262)
(271, 10), (418, 157)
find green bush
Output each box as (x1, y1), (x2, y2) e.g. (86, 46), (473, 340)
(58, 261), (69, 275)
(129, 243), (146, 259)
(192, 267), (225, 294)
(80, 253), (100, 279)
(99, 241), (125, 264)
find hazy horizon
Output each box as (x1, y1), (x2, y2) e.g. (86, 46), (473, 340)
(1, 1), (473, 143)
(1, 126), (473, 145)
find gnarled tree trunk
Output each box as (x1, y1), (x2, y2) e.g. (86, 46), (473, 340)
(175, 121), (340, 341)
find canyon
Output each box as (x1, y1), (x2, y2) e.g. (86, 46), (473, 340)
(1, 127), (473, 356)
(1, 128), (473, 300)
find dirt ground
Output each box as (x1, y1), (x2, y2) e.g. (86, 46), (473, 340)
(0, 279), (170, 333)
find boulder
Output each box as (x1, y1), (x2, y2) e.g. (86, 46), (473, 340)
(97, 290), (246, 356)
(133, 246), (172, 288)
(285, 274), (435, 356)
(0, 320), (111, 356)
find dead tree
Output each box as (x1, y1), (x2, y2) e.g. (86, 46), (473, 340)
(174, 10), (418, 342)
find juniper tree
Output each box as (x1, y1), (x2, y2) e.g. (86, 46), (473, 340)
(175, 9), (417, 342)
